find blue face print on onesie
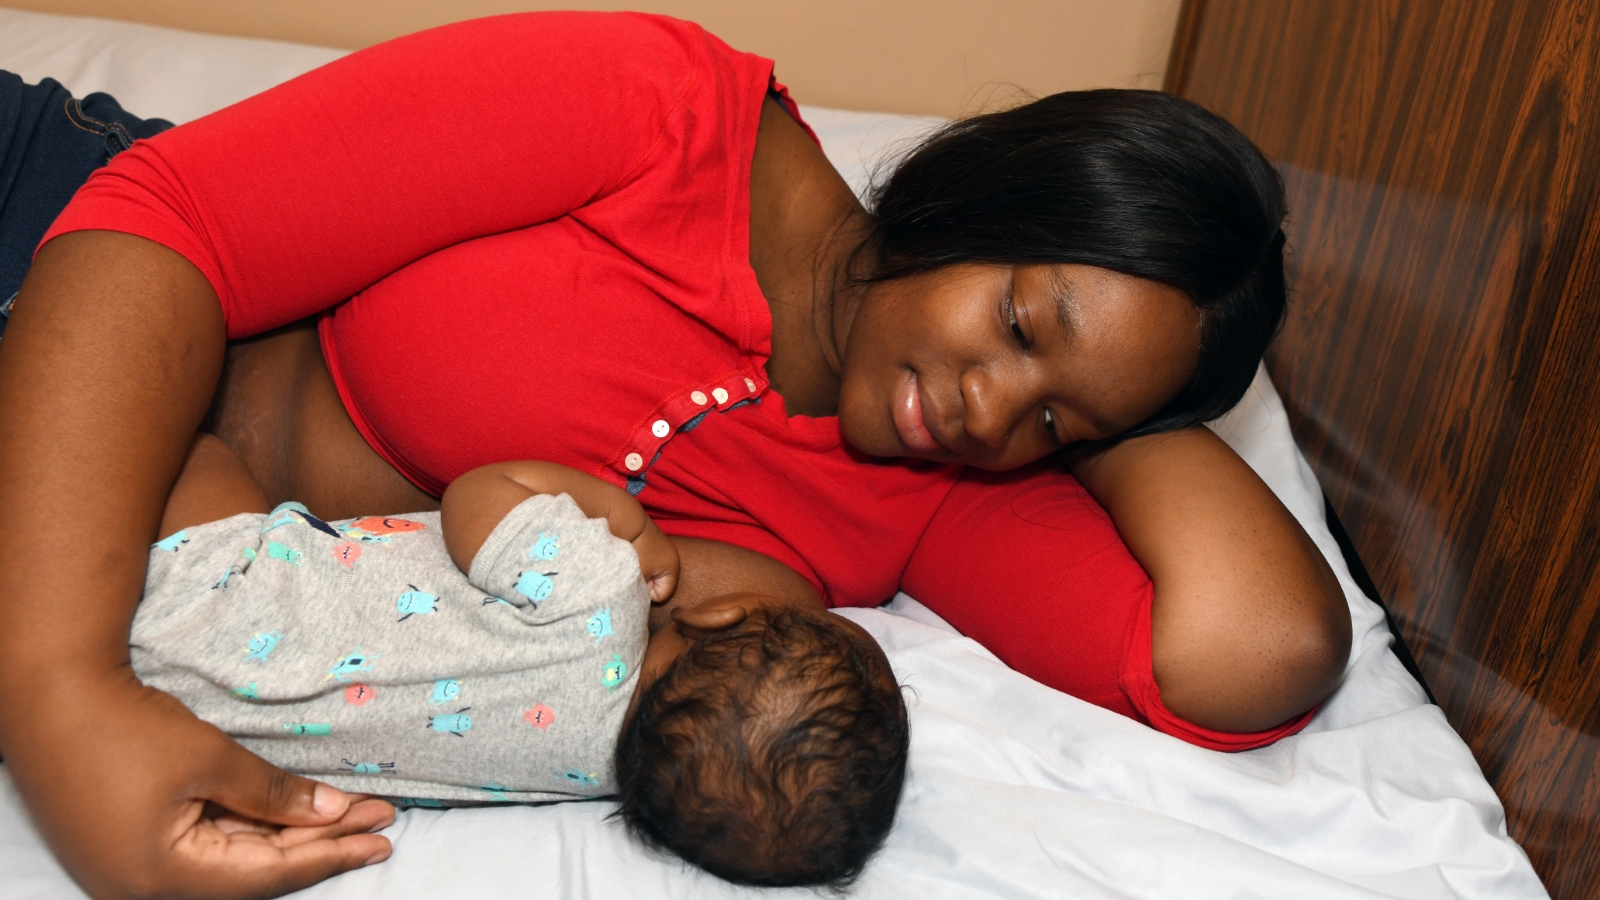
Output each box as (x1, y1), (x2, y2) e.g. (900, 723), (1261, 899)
(602, 654), (628, 692)
(212, 564), (244, 591)
(259, 503), (343, 539)
(243, 631), (283, 663)
(327, 647), (379, 682)
(586, 609), (614, 644)
(267, 541), (303, 567)
(514, 570), (556, 605)
(283, 723), (331, 736)
(396, 585), (438, 621)
(342, 759), (396, 775)
(429, 708), (472, 736)
(153, 530), (188, 552)
(529, 533), (560, 561)
(554, 769), (600, 791)
(429, 679), (461, 705)
(261, 501), (310, 533)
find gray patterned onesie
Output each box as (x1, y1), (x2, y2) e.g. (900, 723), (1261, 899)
(130, 493), (648, 805)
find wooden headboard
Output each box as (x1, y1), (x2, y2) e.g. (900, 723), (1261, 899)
(1168, 1), (1600, 896)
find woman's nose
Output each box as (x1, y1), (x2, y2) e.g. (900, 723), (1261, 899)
(959, 368), (1015, 449)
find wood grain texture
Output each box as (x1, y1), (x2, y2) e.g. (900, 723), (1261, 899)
(1175, 2), (1600, 896)
(1161, 0), (1206, 95)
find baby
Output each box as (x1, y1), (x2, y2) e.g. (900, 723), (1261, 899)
(132, 435), (909, 888)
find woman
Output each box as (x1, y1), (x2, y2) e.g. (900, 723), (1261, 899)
(0, 12), (1347, 899)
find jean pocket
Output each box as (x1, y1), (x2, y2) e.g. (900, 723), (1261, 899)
(63, 96), (136, 160)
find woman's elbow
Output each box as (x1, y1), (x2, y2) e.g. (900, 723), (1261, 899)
(1153, 582), (1351, 736)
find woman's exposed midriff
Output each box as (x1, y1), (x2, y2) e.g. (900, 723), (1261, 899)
(205, 318), (823, 630)
(207, 319), (439, 519)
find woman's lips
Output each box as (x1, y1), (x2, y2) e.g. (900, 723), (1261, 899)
(893, 371), (942, 453)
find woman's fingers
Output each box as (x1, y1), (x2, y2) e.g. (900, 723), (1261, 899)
(272, 798), (397, 846)
(173, 812), (391, 900)
(633, 519), (681, 603)
(207, 797), (394, 842)
(200, 736), (352, 828)
(169, 738), (394, 898)
(3, 676), (387, 900)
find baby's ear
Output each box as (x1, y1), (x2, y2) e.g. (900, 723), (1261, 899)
(670, 594), (764, 635)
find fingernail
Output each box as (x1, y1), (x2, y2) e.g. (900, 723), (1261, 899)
(313, 783), (347, 817)
(363, 848), (392, 867)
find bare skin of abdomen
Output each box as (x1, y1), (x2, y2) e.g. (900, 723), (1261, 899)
(205, 320), (821, 629)
(207, 320), (438, 519)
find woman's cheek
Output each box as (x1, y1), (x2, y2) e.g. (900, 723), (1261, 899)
(835, 378), (896, 458)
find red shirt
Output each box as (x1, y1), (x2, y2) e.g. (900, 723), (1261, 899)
(44, 10), (1306, 750)
(44, 11), (957, 608)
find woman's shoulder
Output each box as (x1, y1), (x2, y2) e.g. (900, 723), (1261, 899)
(378, 10), (760, 95)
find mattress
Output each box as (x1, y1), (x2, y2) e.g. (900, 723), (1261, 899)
(0, 7), (1548, 899)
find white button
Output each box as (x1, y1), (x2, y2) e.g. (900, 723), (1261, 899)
(712, 387), (729, 404)
(651, 419), (670, 438)
(624, 452), (644, 471)
(745, 378), (757, 393)
(691, 391), (708, 406)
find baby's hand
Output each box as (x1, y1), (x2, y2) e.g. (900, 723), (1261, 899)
(631, 516), (680, 603)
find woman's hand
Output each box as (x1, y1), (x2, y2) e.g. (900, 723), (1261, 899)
(7, 671), (391, 900)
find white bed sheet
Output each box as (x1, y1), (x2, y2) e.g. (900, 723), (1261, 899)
(0, 7), (1547, 899)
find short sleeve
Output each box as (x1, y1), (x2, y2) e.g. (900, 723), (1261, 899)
(41, 12), (718, 338)
(467, 493), (594, 607)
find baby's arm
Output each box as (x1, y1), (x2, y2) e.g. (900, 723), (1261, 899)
(157, 433), (272, 538)
(441, 461), (679, 602)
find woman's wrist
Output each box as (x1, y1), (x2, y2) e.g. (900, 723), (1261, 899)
(0, 629), (137, 716)
(0, 660), (142, 780)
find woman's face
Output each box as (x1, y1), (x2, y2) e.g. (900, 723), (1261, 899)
(837, 263), (1202, 470)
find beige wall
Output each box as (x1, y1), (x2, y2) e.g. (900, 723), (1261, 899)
(2, 0), (1183, 116)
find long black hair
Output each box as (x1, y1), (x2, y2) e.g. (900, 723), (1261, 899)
(864, 89), (1287, 437)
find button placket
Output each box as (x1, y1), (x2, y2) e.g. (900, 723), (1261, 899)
(610, 368), (769, 484)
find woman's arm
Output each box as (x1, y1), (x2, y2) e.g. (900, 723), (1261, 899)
(42, 13), (716, 339)
(1069, 427), (1351, 733)
(0, 233), (390, 900)
(441, 461), (679, 603)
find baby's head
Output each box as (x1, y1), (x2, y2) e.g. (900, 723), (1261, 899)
(615, 596), (909, 889)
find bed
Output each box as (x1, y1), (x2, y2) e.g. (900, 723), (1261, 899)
(0, 7), (1548, 899)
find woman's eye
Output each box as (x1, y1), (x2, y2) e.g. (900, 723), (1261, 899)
(1007, 299), (1028, 346)
(1043, 408), (1063, 445)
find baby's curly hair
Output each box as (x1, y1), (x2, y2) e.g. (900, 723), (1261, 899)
(614, 608), (909, 889)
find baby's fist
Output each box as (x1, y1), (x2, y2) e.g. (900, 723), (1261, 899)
(633, 519), (679, 603)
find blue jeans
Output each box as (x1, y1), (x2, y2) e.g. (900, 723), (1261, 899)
(0, 71), (172, 337)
